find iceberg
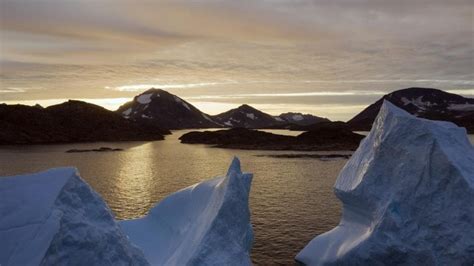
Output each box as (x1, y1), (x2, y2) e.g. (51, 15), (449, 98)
(0, 168), (148, 266)
(1, 158), (253, 265)
(119, 157), (254, 265)
(296, 101), (474, 265)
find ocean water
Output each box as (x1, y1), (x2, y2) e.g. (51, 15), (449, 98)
(1, 131), (473, 265)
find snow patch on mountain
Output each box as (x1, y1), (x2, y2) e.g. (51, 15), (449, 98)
(448, 103), (474, 111)
(120, 157), (254, 265)
(400, 96), (437, 112)
(246, 113), (256, 120)
(182, 102), (191, 110)
(136, 93), (153, 104)
(292, 114), (304, 121)
(202, 113), (215, 123)
(296, 101), (474, 265)
(122, 108), (132, 116)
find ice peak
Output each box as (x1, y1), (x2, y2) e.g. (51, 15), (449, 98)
(120, 157), (254, 265)
(227, 156), (242, 176)
(297, 97), (474, 265)
(381, 99), (410, 117)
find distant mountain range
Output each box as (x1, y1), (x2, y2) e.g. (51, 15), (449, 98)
(116, 89), (329, 130)
(212, 104), (284, 129)
(0, 101), (168, 144)
(348, 88), (474, 133)
(277, 112), (330, 126)
(1, 87), (472, 144)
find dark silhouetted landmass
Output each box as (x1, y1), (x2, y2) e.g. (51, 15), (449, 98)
(348, 87), (474, 133)
(0, 101), (167, 145)
(117, 88), (221, 129)
(179, 127), (364, 151)
(66, 147), (124, 153)
(277, 112), (330, 126)
(212, 104), (286, 129)
(255, 154), (351, 160)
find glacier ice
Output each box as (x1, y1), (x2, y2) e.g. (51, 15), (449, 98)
(119, 157), (254, 265)
(0, 168), (148, 266)
(296, 101), (474, 265)
(1, 158), (254, 265)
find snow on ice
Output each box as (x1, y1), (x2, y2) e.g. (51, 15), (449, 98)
(1, 158), (254, 266)
(0, 168), (148, 266)
(120, 157), (254, 265)
(296, 101), (474, 265)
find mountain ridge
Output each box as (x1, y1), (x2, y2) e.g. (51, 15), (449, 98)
(348, 87), (474, 133)
(0, 100), (167, 144)
(116, 88), (221, 130)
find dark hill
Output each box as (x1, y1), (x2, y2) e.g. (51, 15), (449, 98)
(348, 88), (474, 133)
(0, 101), (167, 144)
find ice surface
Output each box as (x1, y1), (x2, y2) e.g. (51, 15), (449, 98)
(0, 168), (148, 266)
(296, 101), (474, 265)
(120, 157), (254, 265)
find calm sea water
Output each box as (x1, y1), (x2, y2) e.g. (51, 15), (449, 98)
(1, 131), (473, 265)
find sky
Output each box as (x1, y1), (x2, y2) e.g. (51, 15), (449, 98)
(0, 0), (473, 121)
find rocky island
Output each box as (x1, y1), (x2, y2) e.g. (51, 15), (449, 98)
(0, 101), (168, 145)
(179, 124), (364, 151)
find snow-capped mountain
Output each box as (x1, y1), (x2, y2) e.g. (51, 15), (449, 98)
(117, 89), (221, 130)
(0, 100), (166, 144)
(277, 112), (329, 126)
(212, 104), (284, 129)
(348, 87), (474, 133)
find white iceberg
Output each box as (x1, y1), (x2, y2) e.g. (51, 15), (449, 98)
(0, 168), (148, 266)
(119, 157), (254, 265)
(296, 101), (474, 265)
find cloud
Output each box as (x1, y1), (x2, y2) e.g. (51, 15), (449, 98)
(0, 0), (472, 118)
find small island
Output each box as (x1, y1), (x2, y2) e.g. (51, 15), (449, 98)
(179, 124), (364, 151)
(66, 147), (124, 153)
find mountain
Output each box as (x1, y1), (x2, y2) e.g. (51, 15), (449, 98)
(277, 112), (329, 126)
(348, 87), (474, 133)
(0, 101), (166, 144)
(288, 121), (348, 131)
(116, 88), (221, 130)
(296, 101), (474, 265)
(180, 127), (364, 151)
(212, 104), (284, 129)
